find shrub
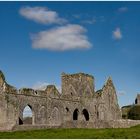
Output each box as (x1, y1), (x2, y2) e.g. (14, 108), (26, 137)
(128, 105), (140, 120)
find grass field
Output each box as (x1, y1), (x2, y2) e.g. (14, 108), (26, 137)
(1, 125), (140, 139)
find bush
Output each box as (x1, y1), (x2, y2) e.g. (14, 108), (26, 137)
(128, 105), (140, 120)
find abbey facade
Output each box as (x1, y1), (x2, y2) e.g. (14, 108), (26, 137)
(0, 70), (140, 131)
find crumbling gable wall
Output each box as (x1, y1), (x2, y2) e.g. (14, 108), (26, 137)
(96, 77), (121, 121)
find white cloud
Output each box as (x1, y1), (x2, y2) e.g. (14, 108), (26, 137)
(32, 81), (49, 90)
(31, 24), (92, 51)
(19, 6), (67, 25)
(117, 90), (126, 96)
(32, 81), (61, 92)
(118, 7), (128, 13)
(112, 27), (122, 40)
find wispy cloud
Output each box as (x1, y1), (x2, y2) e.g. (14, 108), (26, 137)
(112, 27), (122, 40)
(99, 16), (105, 22)
(32, 81), (49, 90)
(117, 90), (126, 96)
(32, 81), (61, 92)
(72, 14), (105, 24)
(72, 14), (81, 19)
(81, 18), (96, 25)
(19, 6), (67, 25)
(118, 7), (128, 13)
(31, 24), (92, 51)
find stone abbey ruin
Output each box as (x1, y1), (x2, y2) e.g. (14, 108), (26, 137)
(0, 70), (140, 131)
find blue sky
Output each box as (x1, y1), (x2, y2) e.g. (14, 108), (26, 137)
(0, 1), (140, 107)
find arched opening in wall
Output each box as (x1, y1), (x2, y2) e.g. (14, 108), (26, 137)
(82, 109), (89, 121)
(23, 105), (34, 125)
(135, 98), (138, 104)
(66, 107), (69, 112)
(73, 109), (79, 120)
(50, 107), (61, 126)
(97, 111), (99, 119)
(19, 117), (23, 125)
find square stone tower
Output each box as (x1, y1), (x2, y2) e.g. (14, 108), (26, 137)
(61, 72), (94, 97)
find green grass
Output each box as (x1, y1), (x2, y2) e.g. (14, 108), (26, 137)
(1, 125), (140, 139)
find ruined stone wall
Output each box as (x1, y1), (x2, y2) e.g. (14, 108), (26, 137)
(0, 71), (18, 130)
(0, 88), (63, 130)
(96, 77), (121, 121)
(0, 70), (122, 131)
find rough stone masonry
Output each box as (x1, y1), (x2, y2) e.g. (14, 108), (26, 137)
(0, 70), (140, 131)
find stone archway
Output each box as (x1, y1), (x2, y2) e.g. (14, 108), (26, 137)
(19, 104), (35, 125)
(73, 109), (79, 120)
(82, 109), (89, 121)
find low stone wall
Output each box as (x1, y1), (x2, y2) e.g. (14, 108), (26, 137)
(2, 119), (140, 131)
(62, 120), (94, 128)
(62, 119), (140, 129)
(108, 119), (140, 128)
(12, 124), (62, 131)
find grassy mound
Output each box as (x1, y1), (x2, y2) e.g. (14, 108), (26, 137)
(1, 125), (140, 138)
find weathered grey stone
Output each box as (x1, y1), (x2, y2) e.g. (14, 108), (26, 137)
(0, 70), (137, 131)
(135, 94), (140, 104)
